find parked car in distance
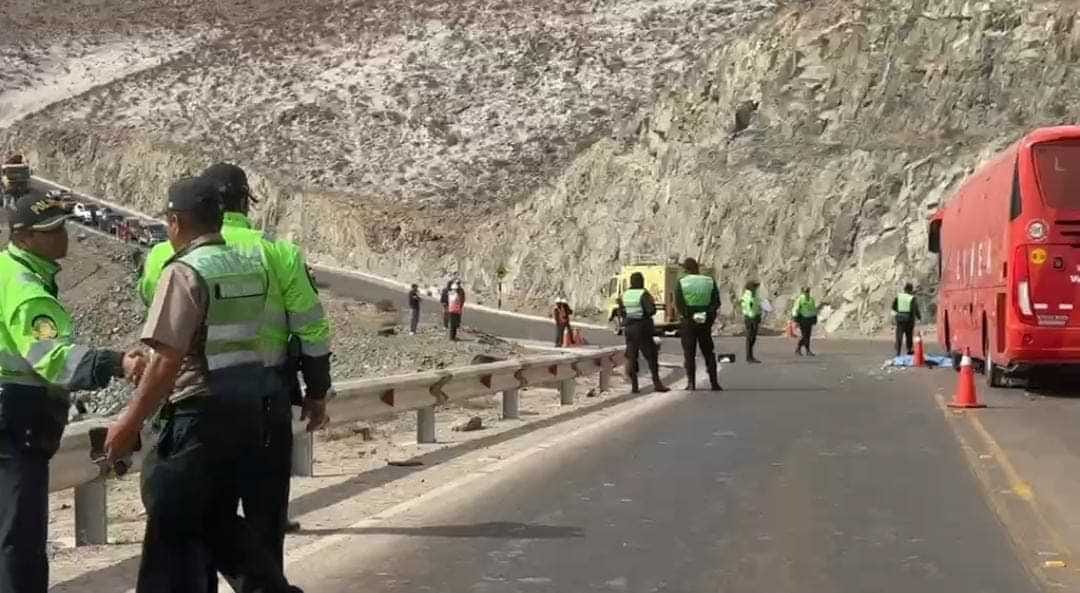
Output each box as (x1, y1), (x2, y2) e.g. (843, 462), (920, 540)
(72, 202), (99, 224)
(100, 211), (124, 235)
(116, 217), (143, 242)
(139, 223), (168, 246)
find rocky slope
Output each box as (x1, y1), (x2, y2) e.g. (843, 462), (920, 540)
(5, 0), (1079, 331)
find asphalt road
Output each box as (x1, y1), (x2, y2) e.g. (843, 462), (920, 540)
(27, 176), (620, 346)
(288, 338), (1040, 593)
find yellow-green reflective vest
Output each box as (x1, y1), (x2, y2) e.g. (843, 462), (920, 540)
(622, 288), (645, 320)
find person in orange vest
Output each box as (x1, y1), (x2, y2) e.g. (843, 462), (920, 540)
(447, 281), (466, 341)
(553, 298), (573, 346)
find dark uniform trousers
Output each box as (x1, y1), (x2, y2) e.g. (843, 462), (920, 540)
(138, 392), (293, 593)
(680, 320), (719, 388)
(624, 320), (661, 388)
(895, 317), (915, 356)
(0, 444), (49, 593)
(0, 386), (69, 593)
(744, 315), (761, 360)
(208, 380), (294, 592)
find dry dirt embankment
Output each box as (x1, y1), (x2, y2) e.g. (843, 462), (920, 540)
(5, 1), (1080, 332)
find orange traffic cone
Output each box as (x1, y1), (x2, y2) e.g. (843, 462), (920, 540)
(562, 330), (573, 348)
(786, 321), (797, 338)
(913, 332), (925, 367)
(948, 349), (986, 409)
(574, 329), (587, 346)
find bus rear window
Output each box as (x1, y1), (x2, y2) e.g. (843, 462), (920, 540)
(1033, 141), (1080, 209)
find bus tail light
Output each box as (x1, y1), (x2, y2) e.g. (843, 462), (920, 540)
(1014, 246), (1036, 324)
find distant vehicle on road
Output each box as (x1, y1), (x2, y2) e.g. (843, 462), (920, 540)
(99, 209), (124, 234)
(1, 155), (31, 207)
(72, 202), (99, 224)
(138, 223), (168, 246)
(930, 125), (1080, 386)
(116, 217), (143, 243)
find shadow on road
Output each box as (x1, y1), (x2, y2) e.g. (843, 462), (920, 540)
(295, 521), (584, 539)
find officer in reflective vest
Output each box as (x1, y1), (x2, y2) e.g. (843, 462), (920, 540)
(791, 286), (818, 356)
(740, 280), (763, 363)
(674, 258), (722, 391)
(892, 282), (922, 356)
(106, 177), (299, 593)
(138, 163), (332, 576)
(619, 272), (669, 394)
(0, 193), (141, 593)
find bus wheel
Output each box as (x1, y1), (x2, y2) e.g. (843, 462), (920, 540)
(610, 318), (623, 336)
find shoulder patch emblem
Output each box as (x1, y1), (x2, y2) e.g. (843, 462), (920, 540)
(31, 316), (58, 340)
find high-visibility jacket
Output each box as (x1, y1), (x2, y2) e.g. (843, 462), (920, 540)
(174, 242), (268, 373)
(621, 288), (646, 320)
(0, 245), (117, 454)
(139, 212), (331, 367)
(792, 294), (818, 319)
(741, 290), (761, 318)
(896, 293), (914, 314)
(680, 275), (714, 308)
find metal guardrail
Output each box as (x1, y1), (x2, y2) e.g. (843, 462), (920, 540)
(53, 346), (626, 546)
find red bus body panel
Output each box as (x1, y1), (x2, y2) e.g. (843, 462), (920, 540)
(934, 126), (1080, 368)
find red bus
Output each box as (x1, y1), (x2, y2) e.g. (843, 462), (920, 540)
(930, 126), (1080, 386)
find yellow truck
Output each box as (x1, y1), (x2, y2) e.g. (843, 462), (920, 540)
(600, 257), (715, 335)
(1, 154), (31, 208)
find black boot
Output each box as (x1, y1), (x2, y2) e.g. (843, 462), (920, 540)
(653, 379), (670, 393)
(630, 376), (640, 394)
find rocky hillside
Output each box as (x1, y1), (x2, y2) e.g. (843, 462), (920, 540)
(4, 0), (1079, 331)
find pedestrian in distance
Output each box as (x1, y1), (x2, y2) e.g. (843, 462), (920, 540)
(675, 258), (722, 391)
(106, 177), (301, 593)
(892, 282), (922, 356)
(620, 272), (669, 393)
(0, 193), (144, 593)
(792, 286), (818, 356)
(553, 298), (573, 346)
(408, 284), (422, 335)
(440, 280), (453, 328)
(740, 280), (763, 363)
(447, 281), (466, 341)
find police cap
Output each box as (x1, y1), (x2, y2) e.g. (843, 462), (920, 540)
(201, 162), (256, 209)
(10, 191), (71, 232)
(165, 176), (222, 215)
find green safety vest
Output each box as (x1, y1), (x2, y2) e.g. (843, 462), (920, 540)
(621, 288), (646, 320)
(741, 290), (761, 318)
(680, 275), (714, 309)
(140, 212), (331, 366)
(896, 293), (914, 314)
(0, 246), (86, 389)
(0, 245), (108, 454)
(174, 242), (268, 372)
(793, 294), (817, 318)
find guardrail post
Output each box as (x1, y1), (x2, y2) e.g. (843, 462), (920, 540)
(502, 388), (520, 419)
(559, 378), (576, 406)
(74, 477), (107, 546)
(599, 365), (611, 391)
(417, 407), (436, 443)
(292, 432), (314, 477)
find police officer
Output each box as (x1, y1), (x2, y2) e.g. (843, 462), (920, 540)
(106, 177), (299, 593)
(619, 272), (669, 394)
(0, 192), (142, 593)
(740, 280), (763, 363)
(892, 282), (921, 356)
(138, 163), (331, 575)
(792, 286), (818, 356)
(674, 258), (722, 391)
